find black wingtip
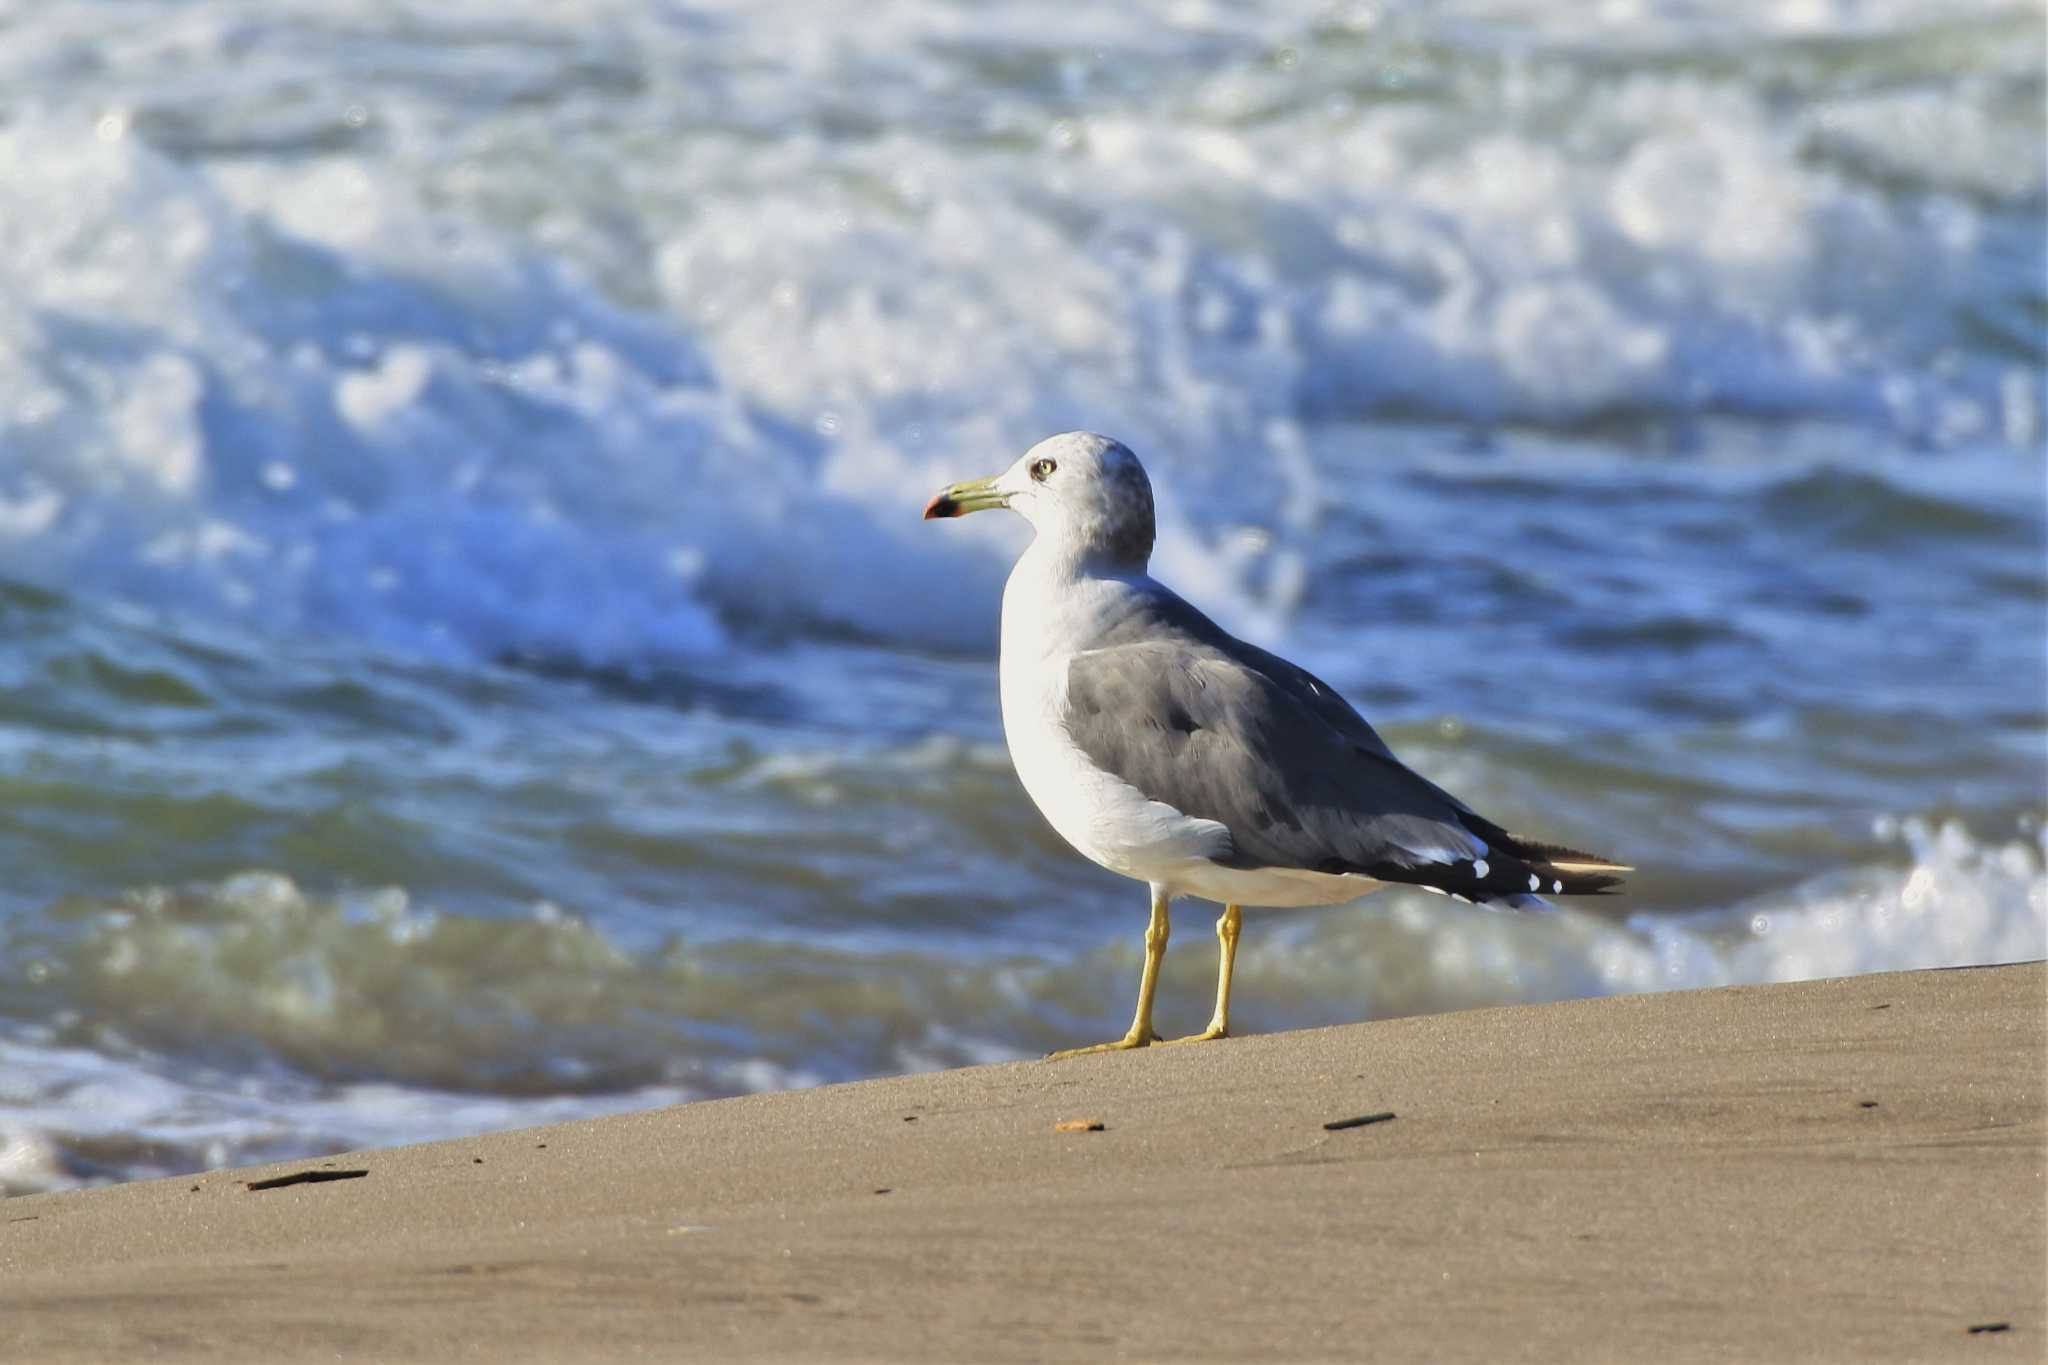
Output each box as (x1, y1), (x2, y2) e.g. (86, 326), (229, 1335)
(1364, 832), (1630, 908)
(1498, 835), (1632, 894)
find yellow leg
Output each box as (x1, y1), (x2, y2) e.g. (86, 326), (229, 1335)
(1164, 904), (1240, 1045)
(1048, 887), (1170, 1059)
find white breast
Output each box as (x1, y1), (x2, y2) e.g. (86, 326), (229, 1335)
(997, 552), (1239, 889)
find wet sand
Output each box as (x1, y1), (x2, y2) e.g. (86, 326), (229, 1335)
(3, 962), (2041, 1363)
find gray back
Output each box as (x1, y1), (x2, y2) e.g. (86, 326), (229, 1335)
(1062, 586), (1490, 876)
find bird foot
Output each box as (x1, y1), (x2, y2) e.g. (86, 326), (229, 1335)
(1047, 1029), (1155, 1060)
(1160, 1023), (1229, 1045)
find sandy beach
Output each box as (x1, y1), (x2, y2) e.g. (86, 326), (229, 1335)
(3, 962), (2040, 1362)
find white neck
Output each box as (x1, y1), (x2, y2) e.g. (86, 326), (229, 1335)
(1000, 534), (1149, 674)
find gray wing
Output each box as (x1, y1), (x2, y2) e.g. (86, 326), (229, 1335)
(1062, 589), (1622, 904)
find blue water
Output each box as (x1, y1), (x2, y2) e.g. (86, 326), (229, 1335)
(0, 0), (2042, 1192)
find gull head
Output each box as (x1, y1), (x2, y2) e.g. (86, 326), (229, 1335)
(922, 432), (1155, 567)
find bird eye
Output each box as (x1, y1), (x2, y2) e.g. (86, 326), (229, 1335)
(1030, 458), (1057, 481)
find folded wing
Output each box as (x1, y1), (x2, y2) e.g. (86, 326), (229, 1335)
(1061, 598), (1627, 907)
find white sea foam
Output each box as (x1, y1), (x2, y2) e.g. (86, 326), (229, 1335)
(1282, 817), (2048, 1020)
(1609, 819), (2047, 991)
(0, 1033), (709, 1195)
(0, 0), (2037, 668)
(3, 816), (2035, 1193)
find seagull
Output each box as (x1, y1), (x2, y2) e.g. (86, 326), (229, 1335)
(924, 432), (1629, 1058)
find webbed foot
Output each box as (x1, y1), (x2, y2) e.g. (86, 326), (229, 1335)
(1047, 1027), (1155, 1060)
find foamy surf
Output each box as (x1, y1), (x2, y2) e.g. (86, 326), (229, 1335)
(2, 816), (2038, 1194)
(2, 2), (2040, 671)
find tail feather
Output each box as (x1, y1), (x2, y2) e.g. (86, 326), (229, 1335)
(1506, 837), (1634, 874)
(1505, 835), (1630, 895)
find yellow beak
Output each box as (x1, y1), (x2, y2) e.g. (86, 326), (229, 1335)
(922, 474), (1009, 520)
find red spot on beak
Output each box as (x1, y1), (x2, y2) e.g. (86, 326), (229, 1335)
(922, 492), (960, 520)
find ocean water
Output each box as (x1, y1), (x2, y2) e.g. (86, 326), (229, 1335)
(1, 0), (2043, 1193)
